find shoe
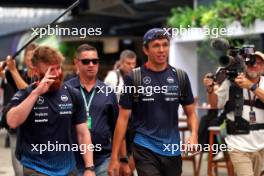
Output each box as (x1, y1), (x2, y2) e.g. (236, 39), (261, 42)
(213, 151), (224, 161)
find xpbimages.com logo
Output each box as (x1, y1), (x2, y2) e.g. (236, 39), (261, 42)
(96, 85), (168, 96)
(31, 141), (102, 154)
(31, 25), (102, 38)
(163, 141), (233, 155)
(163, 26), (235, 38)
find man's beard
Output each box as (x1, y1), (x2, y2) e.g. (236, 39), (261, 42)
(39, 73), (64, 92)
(246, 70), (259, 79)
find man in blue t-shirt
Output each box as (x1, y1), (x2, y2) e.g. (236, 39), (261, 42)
(108, 28), (199, 176)
(66, 44), (129, 176)
(4, 46), (95, 176)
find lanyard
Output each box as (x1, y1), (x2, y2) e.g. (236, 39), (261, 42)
(247, 88), (257, 111)
(80, 86), (96, 129)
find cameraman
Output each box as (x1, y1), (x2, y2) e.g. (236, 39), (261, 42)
(204, 51), (264, 176)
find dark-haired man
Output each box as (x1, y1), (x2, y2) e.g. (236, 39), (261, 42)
(108, 28), (199, 176)
(66, 44), (129, 176)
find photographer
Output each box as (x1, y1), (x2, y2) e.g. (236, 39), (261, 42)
(205, 51), (264, 176)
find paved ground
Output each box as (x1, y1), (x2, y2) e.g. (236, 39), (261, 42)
(0, 129), (14, 176)
(0, 129), (228, 176)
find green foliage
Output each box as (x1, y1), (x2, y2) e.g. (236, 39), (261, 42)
(168, 0), (264, 29)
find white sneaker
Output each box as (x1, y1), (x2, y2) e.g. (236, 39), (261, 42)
(213, 151), (224, 161)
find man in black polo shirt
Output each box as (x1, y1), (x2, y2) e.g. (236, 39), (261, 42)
(108, 28), (199, 176)
(4, 46), (95, 176)
(66, 44), (129, 176)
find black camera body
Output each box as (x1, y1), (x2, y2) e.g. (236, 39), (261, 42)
(226, 117), (250, 135)
(219, 45), (256, 81)
(223, 84), (250, 135)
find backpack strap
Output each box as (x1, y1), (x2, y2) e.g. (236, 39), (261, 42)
(174, 67), (187, 100)
(132, 67), (141, 102)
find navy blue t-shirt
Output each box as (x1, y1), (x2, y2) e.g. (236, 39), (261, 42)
(66, 77), (119, 167)
(9, 84), (86, 175)
(119, 65), (194, 156)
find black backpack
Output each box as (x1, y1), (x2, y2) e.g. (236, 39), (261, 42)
(132, 66), (187, 102)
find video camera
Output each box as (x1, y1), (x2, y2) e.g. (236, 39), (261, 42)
(211, 38), (256, 82)
(209, 38), (258, 135)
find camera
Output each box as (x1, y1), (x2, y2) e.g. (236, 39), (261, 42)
(210, 38), (257, 135)
(218, 46), (256, 81)
(211, 38), (256, 81)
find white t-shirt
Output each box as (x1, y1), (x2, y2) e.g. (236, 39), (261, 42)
(104, 70), (124, 101)
(216, 76), (264, 152)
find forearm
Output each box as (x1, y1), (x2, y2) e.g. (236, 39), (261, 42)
(10, 69), (28, 89)
(111, 115), (129, 160)
(253, 87), (264, 102)
(77, 129), (94, 167)
(207, 92), (218, 108)
(184, 104), (199, 137)
(187, 112), (199, 137)
(7, 90), (39, 128)
(119, 140), (127, 158)
(0, 71), (5, 78)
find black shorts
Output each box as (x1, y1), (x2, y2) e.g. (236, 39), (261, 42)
(132, 144), (182, 176)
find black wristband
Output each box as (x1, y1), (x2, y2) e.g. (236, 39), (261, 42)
(250, 83), (258, 91)
(85, 165), (95, 172)
(120, 157), (129, 163)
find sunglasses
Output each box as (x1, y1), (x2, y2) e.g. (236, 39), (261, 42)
(78, 58), (99, 65)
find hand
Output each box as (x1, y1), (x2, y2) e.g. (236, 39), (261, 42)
(235, 73), (253, 89)
(6, 55), (17, 72)
(0, 61), (5, 73)
(33, 67), (55, 96)
(185, 134), (199, 155)
(83, 170), (95, 176)
(203, 73), (214, 88)
(119, 163), (131, 176)
(108, 158), (120, 176)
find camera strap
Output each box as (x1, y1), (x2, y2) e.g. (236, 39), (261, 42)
(247, 89), (257, 111)
(247, 82), (258, 124)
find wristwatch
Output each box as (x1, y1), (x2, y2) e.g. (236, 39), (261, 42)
(250, 83), (258, 91)
(85, 165), (95, 172)
(119, 157), (129, 164)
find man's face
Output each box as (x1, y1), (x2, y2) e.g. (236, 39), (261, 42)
(76, 50), (99, 79)
(121, 58), (136, 74)
(143, 38), (169, 65)
(24, 50), (34, 69)
(36, 62), (63, 92)
(246, 57), (264, 79)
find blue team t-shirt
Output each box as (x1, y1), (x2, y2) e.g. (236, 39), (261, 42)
(119, 65), (194, 156)
(66, 77), (119, 168)
(9, 84), (86, 176)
